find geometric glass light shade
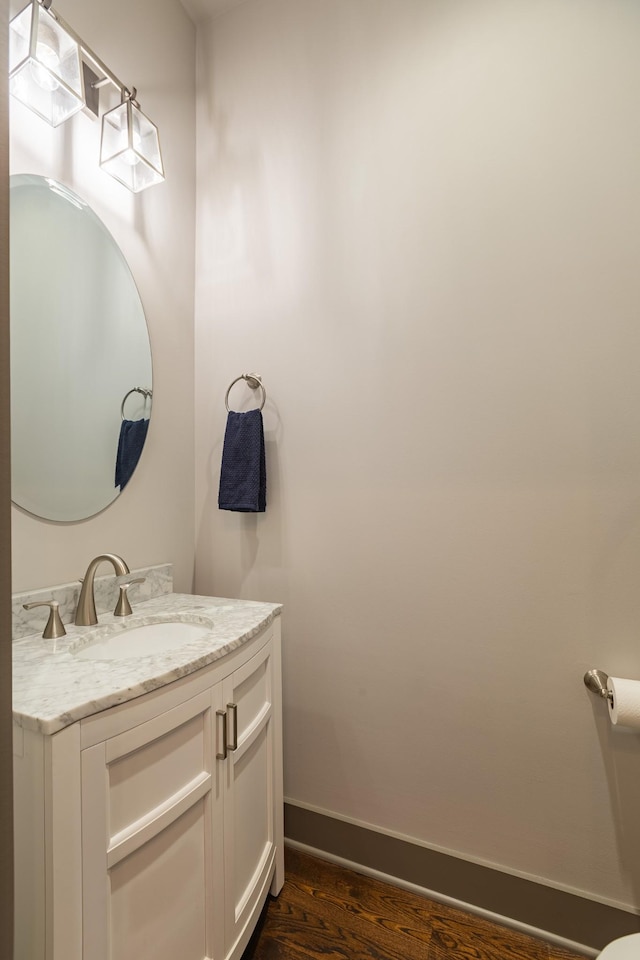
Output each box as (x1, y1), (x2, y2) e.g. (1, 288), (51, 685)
(100, 96), (165, 193)
(9, 0), (85, 127)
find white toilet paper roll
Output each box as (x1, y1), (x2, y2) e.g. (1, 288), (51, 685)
(607, 677), (640, 728)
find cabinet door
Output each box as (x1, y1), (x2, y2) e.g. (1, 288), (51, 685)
(81, 689), (222, 960)
(221, 639), (277, 960)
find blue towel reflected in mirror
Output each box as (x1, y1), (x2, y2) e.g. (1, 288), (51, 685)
(115, 418), (150, 490)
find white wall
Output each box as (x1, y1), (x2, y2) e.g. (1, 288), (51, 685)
(194, 0), (640, 913)
(10, 0), (196, 592)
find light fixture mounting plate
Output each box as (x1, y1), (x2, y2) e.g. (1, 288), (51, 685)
(81, 61), (100, 119)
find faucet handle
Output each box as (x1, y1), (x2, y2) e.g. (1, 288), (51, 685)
(23, 600), (67, 639)
(114, 578), (146, 618)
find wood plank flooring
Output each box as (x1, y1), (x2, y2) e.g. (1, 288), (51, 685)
(242, 848), (587, 960)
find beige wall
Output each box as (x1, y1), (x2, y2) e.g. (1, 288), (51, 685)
(10, 0), (196, 593)
(194, 0), (640, 914)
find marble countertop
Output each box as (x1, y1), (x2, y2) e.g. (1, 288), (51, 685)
(13, 593), (282, 735)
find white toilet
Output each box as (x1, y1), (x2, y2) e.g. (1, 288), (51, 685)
(598, 933), (640, 958)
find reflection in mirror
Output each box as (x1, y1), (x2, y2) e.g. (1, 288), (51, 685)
(10, 175), (152, 521)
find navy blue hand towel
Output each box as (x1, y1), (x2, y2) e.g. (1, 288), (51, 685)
(115, 418), (149, 490)
(218, 409), (266, 512)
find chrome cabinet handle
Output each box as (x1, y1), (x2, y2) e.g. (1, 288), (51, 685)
(228, 703), (238, 751)
(216, 710), (228, 760)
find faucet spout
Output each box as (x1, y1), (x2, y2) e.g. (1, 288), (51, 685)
(75, 553), (130, 626)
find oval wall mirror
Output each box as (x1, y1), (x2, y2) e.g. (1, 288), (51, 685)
(10, 174), (152, 522)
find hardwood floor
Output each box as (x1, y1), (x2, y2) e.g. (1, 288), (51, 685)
(242, 848), (587, 960)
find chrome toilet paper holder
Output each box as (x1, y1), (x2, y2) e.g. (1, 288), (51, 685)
(584, 669), (613, 704)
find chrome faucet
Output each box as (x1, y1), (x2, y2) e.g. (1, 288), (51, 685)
(75, 553), (130, 626)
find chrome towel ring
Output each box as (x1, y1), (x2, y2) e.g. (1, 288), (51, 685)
(121, 387), (152, 421)
(225, 373), (266, 412)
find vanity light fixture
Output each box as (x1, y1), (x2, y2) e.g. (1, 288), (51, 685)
(9, 0), (85, 127)
(100, 89), (164, 193)
(8, 0), (165, 192)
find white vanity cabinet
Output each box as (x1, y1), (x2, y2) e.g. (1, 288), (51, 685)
(13, 619), (283, 960)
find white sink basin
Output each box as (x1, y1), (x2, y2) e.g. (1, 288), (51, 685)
(73, 619), (213, 661)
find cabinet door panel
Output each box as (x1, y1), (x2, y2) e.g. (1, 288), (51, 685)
(82, 690), (217, 960)
(223, 640), (275, 957)
(110, 800), (210, 960)
(232, 656), (269, 742)
(232, 726), (271, 910)
(109, 708), (209, 838)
